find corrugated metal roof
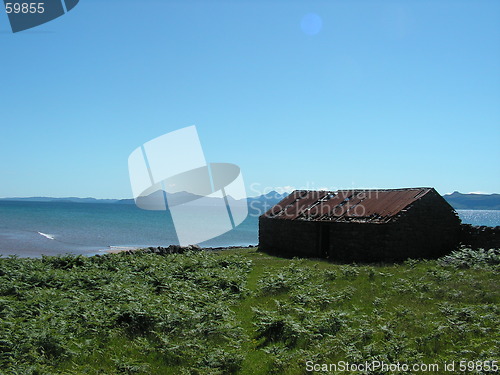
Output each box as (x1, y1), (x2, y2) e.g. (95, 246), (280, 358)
(262, 188), (434, 223)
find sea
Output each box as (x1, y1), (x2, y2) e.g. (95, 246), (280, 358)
(0, 201), (498, 258)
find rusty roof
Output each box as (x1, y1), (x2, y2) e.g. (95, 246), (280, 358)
(262, 188), (434, 223)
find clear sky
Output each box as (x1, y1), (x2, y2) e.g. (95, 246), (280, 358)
(1, 0), (499, 198)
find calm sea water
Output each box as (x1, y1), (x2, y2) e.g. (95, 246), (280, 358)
(0, 201), (259, 257)
(0, 201), (498, 257)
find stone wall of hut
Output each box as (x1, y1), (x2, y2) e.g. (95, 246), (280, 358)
(385, 189), (462, 260)
(258, 218), (321, 258)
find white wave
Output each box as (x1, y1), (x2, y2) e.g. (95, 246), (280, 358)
(38, 232), (55, 240)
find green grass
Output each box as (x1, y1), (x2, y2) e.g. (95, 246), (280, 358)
(0, 247), (498, 374)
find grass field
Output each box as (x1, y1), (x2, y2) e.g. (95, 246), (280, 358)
(0, 247), (498, 374)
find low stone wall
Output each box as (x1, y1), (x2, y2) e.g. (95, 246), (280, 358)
(460, 224), (500, 249)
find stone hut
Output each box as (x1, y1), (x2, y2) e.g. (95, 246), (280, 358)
(259, 188), (461, 262)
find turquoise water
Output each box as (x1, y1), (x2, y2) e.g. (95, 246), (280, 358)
(0, 201), (258, 257)
(0, 202), (498, 257)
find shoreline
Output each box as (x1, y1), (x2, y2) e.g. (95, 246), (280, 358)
(103, 244), (258, 255)
(0, 244), (258, 258)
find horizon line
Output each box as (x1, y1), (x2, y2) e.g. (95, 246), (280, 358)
(0, 190), (499, 201)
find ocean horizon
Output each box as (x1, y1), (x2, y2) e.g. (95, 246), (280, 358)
(0, 201), (499, 258)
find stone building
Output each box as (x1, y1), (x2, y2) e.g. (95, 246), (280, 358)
(259, 188), (461, 262)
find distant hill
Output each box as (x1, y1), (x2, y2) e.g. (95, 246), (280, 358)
(117, 191), (288, 213)
(443, 192), (500, 210)
(0, 197), (120, 204)
(2, 191), (498, 210)
(0, 191), (289, 210)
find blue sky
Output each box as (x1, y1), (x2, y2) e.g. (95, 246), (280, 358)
(0, 0), (499, 198)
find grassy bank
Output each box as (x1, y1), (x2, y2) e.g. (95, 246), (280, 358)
(0, 248), (498, 374)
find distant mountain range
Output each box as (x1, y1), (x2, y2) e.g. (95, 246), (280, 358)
(1, 191), (499, 210)
(0, 191), (288, 213)
(0, 197), (120, 204)
(442, 192), (500, 210)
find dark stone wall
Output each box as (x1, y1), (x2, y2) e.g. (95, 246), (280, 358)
(258, 218), (321, 258)
(259, 189), (462, 262)
(326, 222), (394, 262)
(460, 224), (500, 249)
(390, 189), (462, 259)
